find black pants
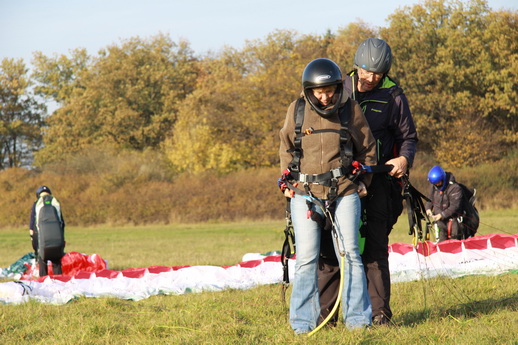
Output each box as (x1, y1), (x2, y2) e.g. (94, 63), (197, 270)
(318, 174), (402, 321)
(318, 229), (340, 324)
(37, 256), (62, 276)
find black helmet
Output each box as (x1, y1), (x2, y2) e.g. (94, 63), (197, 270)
(36, 185), (51, 198)
(301, 58), (343, 117)
(354, 38), (392, 74)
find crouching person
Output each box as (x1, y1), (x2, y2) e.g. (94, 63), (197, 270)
(425, 166), (463, 242)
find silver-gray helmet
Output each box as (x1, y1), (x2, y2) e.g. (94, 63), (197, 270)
(354, 38), (392, 74)
(301, 58), (343, 117)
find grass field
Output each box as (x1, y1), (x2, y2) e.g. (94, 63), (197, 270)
(0, 209), (517, 344)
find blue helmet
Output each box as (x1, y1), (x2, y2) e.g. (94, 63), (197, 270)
(427, 166), (447, 191)
(36, 185), (52, 198)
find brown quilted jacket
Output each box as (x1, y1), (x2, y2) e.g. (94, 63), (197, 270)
(279, 92), (377, 199)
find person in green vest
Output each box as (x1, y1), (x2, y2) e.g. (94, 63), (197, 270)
(318, 38), (418, 326)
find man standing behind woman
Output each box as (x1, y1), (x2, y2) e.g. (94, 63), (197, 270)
(279, 58), (377, 333)
(318, 38), (418, 326)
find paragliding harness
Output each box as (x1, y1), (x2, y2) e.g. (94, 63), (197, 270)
(35, 195), (65, 262)
(457, 183), (479, 238)
(280, 200), (295, 291)
(401, 175), (436, 246)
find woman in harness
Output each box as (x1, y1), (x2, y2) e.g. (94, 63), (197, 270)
(279, 58), (377, 333)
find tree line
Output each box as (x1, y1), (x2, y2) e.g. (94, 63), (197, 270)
(1, 0), (516, 173)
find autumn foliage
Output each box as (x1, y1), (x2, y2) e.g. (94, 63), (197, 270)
(0, 0), (516, 227)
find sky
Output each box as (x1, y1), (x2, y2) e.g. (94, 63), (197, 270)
(1, 0), (516, 67)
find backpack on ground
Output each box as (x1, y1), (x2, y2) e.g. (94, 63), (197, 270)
(457, 183), (479, 237)
(35, 195), (65, 261)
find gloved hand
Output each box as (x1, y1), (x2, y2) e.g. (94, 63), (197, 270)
(277, 169), (292, 193)
(426, 209), (433, 217)
(432, 213), (442, 222)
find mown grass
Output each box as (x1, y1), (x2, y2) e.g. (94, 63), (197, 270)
(0, 210), (517, 344)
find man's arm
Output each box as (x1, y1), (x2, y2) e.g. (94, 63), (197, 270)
(388, 93), (417, 177)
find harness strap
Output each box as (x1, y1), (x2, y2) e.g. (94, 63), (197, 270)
(361, 165), (394, 174)
(339, 105), (354, 169)
(287, 163), (394, 199)
(295, 128), (341, 138)
(290, 167), (348, 186)
(402, 176), (432, 243)
(288, 97), (306, 173)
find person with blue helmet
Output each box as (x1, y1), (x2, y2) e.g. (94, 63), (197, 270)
(425, 166), (464, 242)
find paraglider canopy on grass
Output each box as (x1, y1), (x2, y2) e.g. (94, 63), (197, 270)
(0, 234), (517, 305)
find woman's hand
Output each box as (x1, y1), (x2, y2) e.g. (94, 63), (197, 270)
(357, 181), (368, 198)
(284, 183), (297, 198)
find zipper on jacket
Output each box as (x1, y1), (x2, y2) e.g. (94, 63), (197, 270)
(359, 99), (389, 114)
(320, 114), (324, 172)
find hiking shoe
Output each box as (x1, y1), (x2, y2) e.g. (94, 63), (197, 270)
(372, 314), (390, 326)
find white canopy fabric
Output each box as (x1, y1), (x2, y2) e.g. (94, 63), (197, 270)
(1, 234), (517, 305)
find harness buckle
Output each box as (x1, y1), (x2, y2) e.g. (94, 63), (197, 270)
(328, 178), (338, 201)
(330, 168), (343, 178)
(304, 127), (314, 136)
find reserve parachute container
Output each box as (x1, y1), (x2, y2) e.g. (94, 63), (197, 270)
(35, 195), (65, 261)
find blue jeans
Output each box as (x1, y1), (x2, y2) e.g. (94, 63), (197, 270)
(289, 193), (372, 333)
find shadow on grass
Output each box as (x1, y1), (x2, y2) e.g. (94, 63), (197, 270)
(397, 291), (518, 326)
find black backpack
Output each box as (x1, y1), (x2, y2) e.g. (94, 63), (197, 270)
(458, 183), (479, 237)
